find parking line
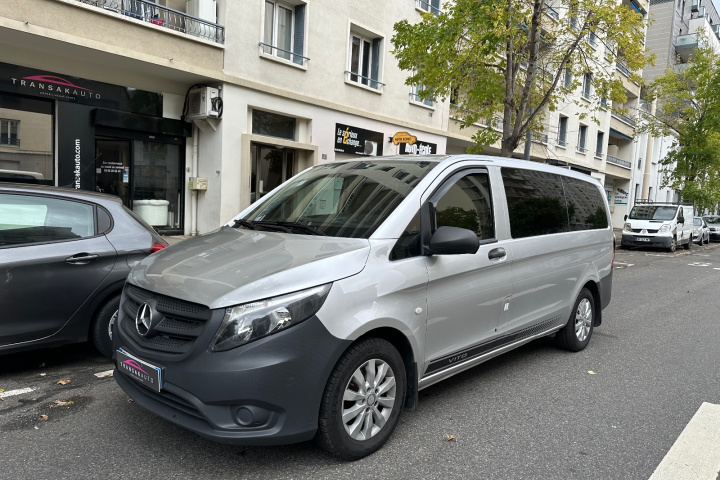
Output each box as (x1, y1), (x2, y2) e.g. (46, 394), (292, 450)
(648, 402), (720, 480)
(0, 387), (35, 398)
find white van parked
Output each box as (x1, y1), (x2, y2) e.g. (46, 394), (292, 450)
(621, 202), (694, 252)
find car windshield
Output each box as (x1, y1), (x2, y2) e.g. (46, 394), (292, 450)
(704, 216), (720, 225)
(628, 205), (678, 221)
(694, 218), (702, 226)
(240, 160), (438, 238)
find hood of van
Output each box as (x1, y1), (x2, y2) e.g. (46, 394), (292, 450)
(627, 219), (671, 230)
(128, 227), (371, 309)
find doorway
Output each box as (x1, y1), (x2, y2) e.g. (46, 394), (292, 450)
(95, 139), (131, 205)
(251, 143), (295, 202)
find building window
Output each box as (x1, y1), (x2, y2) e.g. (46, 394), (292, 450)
(411, 82), (434, 107)
(564, 68), (572, 88)
(252, 109), (296, 140)
(262, 1), (306, 65)
(577, 125), (588, 153)
(557, 116), (568, 146)
(582, 73), (592, 99)
(0, 119), (19, 146)
(595, 131), (604, 157)
(347, 31), (383, 89)
(416, 0), (441, 15)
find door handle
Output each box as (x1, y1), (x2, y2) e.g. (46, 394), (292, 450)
(488, 248), (506, 260)
(65, 253), (99, 264)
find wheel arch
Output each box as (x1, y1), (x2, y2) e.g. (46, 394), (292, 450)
(582, 280), (602, 327)
(354, 327), (419, 411)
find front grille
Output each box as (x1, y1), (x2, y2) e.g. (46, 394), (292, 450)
(631, 228), (659, 234)
(121, 285), (212, 354)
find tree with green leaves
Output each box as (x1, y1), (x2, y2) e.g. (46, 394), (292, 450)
(643, 32), (720, 212)
(392, 0), (651, 157)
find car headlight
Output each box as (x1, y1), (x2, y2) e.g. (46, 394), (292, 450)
(659, 224), (671, 233)
(623, 223), (632, 232)
(209, 284), (332, 352)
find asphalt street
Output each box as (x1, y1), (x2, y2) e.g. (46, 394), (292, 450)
(1, 242), (719, 480)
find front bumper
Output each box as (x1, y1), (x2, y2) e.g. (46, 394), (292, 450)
(113, 287), (350, 446)
(621, 233), (672, 249)
(710, 231), (720, 241)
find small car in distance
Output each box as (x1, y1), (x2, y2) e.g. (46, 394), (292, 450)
(693, 217), (710, 245)
(0, 183), (168, 357)
(703, 215), (720, 242)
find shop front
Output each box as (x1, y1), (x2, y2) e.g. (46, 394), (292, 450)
(0, 62), (189, 234)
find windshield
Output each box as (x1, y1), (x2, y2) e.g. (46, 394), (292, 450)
(628, 205), (678, 221)
(241, 160), (438, 238)
(704, 216), (720, 225)
(694, 218), (702, 226)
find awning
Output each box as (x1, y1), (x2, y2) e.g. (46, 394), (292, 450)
(630, 0), (646, 15)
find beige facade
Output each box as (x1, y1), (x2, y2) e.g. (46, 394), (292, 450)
(0, 0), (650, 232)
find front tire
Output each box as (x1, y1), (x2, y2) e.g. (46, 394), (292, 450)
(684, 236), (692, 250)
(556, 288), (594, 352)
(91, 294), (120, 358)
(317, 338), (406, 460)
(668, 237), (677, 252)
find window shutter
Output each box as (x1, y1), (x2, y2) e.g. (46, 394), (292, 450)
(293, 4), (305, 65)
(371, 38), (381, 89)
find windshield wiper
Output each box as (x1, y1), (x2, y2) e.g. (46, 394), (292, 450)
(232, 219), (256, 230)
(254, 220), (324, 236)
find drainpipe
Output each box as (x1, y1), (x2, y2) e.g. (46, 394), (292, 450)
(191, 123), (199, 235)
(641, 100), (655, 200)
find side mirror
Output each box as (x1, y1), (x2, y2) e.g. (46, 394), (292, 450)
(427, 226), (479, 255)
(624, 215), (628, 221)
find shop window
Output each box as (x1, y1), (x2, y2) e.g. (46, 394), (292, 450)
(262, 0), (307, 66)
(252, 110), (296, 140)
(347, 31), (383, 90)
(0, 94), (53, 184)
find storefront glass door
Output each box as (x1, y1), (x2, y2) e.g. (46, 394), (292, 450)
(95, 139), (131, 206)
(251, 144), (294, 202)
(96, 137), (183, 231)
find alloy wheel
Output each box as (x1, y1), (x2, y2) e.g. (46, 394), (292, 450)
(342, 359), (397, 441)
(574, 298), (592, 342)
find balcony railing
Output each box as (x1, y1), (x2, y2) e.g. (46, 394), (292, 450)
(616, 61), (631, 77)
(344, 71), (385, 90)
(76, 0), (225, 44)
(544, 4), (559, 20)
(532, 132), (549, 144)
(612, 110), (637, 127)
(607, 154), (632, 168)
(576, 145), (587, 154)
(0, 137), (20, 147)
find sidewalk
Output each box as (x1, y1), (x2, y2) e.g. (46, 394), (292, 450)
(162, 235), (193, 246)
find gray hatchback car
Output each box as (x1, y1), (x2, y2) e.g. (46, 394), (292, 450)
(0, 183), (167, 357)
(114, 155), (613, 459)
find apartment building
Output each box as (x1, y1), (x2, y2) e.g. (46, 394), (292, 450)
(0, 0), (650, 233)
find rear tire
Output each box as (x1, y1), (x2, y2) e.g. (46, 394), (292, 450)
(317, 338), (406, 460)
(556, 288), (594, 352)
(91, 294), (120, 358)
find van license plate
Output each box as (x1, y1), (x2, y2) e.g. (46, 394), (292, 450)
(116, 348), (162, 392)
(636, 237), (650, 242)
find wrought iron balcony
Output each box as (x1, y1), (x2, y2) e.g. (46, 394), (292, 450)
(76, 0), (225, 44)
(612, 110), (636, 127)
(607, 154), (631, 168)
(0, 137), (20, 147)
(532, 132), (549, 144)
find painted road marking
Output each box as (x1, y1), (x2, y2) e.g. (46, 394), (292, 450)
(615, 262), (634, 269)
(688, 262), (712, 267)
(0, 387), (35, 398)
(648, 402), (720, 480)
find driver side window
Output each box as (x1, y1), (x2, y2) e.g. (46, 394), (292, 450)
(435, 172), (494, 241)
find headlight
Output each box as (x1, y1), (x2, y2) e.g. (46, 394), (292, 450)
(209, 284), (332, 352)
(659, 224), (671, 233)
(623, 223), (632, 232)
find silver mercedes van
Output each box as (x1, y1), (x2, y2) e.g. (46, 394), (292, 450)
(113, 155), (613, 460)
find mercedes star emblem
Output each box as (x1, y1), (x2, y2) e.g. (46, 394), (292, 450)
(135, 302), (153, 337)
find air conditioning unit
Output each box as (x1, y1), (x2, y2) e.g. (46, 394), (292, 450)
(186, 86), (220, 120)
(363, 140), (378, 156)
(186, 0), (217, 22)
